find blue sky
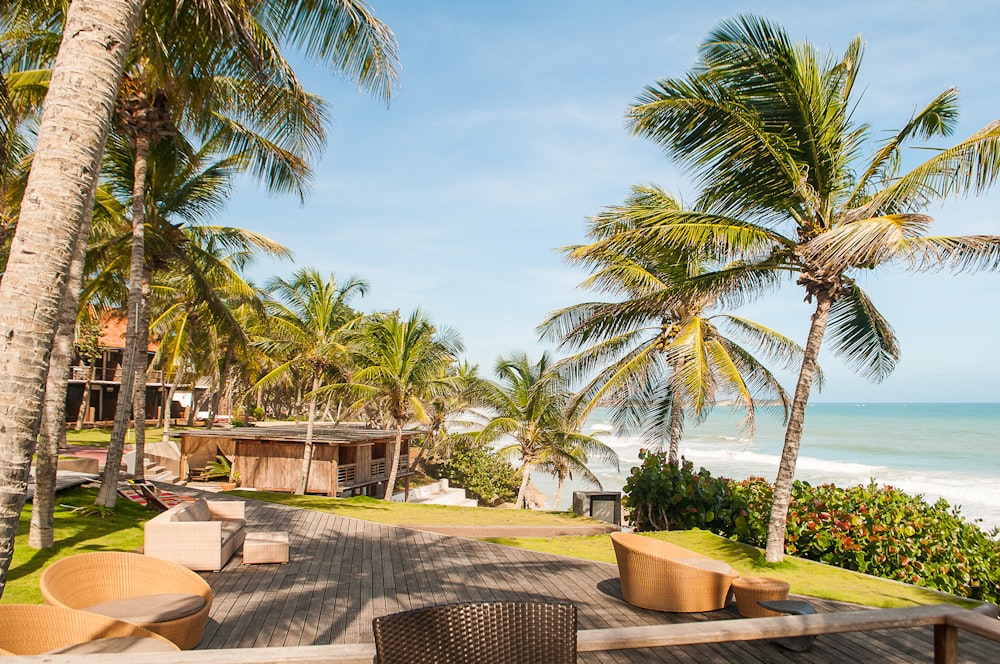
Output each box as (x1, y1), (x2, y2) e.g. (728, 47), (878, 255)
(228, 1), (1000, 403)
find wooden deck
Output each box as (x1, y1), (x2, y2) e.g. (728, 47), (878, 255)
(193, 492), (1000, 662)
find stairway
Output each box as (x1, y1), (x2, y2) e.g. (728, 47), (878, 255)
(392, 479), (477, 507)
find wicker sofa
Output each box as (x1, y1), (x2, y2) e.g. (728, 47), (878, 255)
(144, 497), (246, 571)
(610, 531), (738, 613)
(0, 604), (179, 655)
(40, 551), (213, 650)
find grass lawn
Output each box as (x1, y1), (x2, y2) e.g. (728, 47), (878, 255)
(482, 529), (981, 610)
(4, 485), (980, 612)
(1, 487), (153, 604)
(229, 490), (604, 527)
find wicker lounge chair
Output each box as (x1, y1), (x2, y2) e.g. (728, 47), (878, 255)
(372, 601), (577, 664)
(0, 604), (179, 655)
(610, 531), (738, 612)
(39, 551), (213, 649)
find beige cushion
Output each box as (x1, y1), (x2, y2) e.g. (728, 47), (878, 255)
(182, 498), (212, 521)
(675, 557), (736, 575)
(46, 637), (177, 654)
(220, 520), (245, 540)
(85, 592), (206, 623)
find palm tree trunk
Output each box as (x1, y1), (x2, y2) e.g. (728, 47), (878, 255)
(96, 132), (149, 507)
(296, 374), (321, 495)
(75, 366), (94, 430)
(30, 223), (89, 549)
(161, 380), (179, 444)
(667, 389), (684, 465)
(765, 294), (833, 562)
(0, 0), (142, 590)
(515, 460), (533, 509)
(382, 423), (403, 500)
(551, 474), (566, 511)
(131, 264), (152, 482)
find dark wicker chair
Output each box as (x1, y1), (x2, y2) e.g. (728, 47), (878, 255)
(372, 601), (577, 664)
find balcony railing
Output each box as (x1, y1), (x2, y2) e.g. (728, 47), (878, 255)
(69, 366), (168, 384)
(337, 455), (410, 488)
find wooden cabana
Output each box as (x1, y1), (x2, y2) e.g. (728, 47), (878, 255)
(164, 424), (421, 498)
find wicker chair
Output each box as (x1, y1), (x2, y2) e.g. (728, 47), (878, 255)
(610, 531), (738, 612)
(372, 601), (577, 664)
(0, 604), (179, 655)
(39, 551), (213, 649)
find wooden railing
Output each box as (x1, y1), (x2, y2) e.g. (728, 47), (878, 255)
(337, 464), (356, 486)
(338, 455), (409, 488)
(16, 604), (998, 664)
(69, 366), (167, 384)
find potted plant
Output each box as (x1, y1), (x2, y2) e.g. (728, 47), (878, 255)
(204, 455), (240, 490)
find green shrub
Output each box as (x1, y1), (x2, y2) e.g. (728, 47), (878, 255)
(622, 460), (1000, 604)
(623, 451), (736, 534)
(782, 481), (1000, 603)
(437, 443), (519, 506)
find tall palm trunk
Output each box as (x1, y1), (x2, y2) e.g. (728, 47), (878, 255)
(161, 380), (179, 443)
(515, 459), (534, 509)
(382, 423), (403, 500)
(96, 133), (149, 507)
(30, 229), (89, 549)
(131, 264), (152, 481)
(666, 387), (684, 465)
(0, 0), (143, 595)
(765, 294), (833, 562)
(551, 471), (567, 511)
(296, 374), (322, 494)
(75, 365), (94, 430)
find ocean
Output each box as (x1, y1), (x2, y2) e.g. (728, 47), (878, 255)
(529, 403), (1000, 531)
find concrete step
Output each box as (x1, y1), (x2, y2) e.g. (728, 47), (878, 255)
(392, 478), (477, 506)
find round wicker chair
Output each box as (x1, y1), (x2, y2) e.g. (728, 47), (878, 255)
(39, 551), (213, 649)
(610, 531), (738, 613)
(0, 604), (179, 655)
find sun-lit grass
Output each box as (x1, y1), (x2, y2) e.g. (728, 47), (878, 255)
(2, 487), (153, 604)
(229, 491), (602, 527)
(6, 485), (979, 611)
(482, 529), (981, 610)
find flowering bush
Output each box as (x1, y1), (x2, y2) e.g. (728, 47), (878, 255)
(623, 459), (1000, 603)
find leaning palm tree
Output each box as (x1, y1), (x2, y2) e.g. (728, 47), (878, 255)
(348, 309), (464, 500)
(466, 352), (616, 509)
(0, 0), (397, 594)
(625, 15), (1000, 561)
(254, 269), (367, 494)
(542, 184), (801, 464)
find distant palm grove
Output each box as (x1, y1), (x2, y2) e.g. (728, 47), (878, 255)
(1, 4), (998, 601)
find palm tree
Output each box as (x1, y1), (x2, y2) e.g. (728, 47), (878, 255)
(349, 309), (464, 500)
(255, 269), (367, 494)
(466, 352), (615, 509)
(625, 15), (1000, 561)
(541, 184), (801, 464)
(408, 360), (478, 472)
(0, 0), (397, 594)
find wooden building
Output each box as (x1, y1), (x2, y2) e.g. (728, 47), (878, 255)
(156, 424), (420, 498)
(66, 311), (186, 424)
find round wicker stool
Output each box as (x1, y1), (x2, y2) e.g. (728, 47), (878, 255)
(731, 576), (790, 617)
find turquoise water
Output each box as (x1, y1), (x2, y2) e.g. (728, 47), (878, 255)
(529, 403), (1000, 530)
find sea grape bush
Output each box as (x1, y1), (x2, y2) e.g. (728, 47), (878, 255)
(437, 442), (519, 506)
(623, 451), (736, 533)
(781, 481), (1000, 603)
(624, 457), (1000, 604)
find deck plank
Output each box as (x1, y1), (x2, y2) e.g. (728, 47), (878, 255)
(187, 492), (1000, 663)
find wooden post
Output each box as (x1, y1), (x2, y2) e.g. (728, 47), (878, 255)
(934, 624), (958, 664)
